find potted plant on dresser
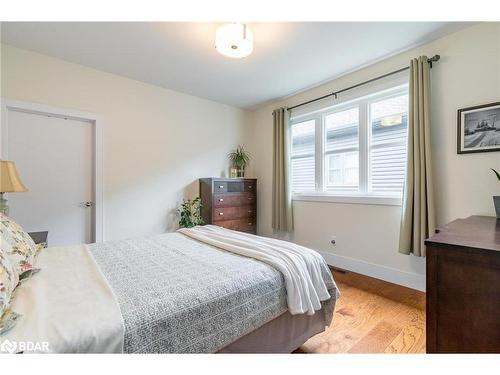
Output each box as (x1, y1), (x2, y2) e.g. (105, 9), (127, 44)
(228, 145), (250, 178)
(492, 168), (500, 219)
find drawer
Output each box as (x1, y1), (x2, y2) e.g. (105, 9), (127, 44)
(213, 206), (255, 221)
(244, 181), (256, 192)
(214, 193), (256, 207)
(214, 180), (255, 193)
(214, 218), (256, 233)
(214, 181), (228, 193)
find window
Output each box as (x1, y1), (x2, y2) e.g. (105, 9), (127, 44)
(290, 84), (408, 201)
(290, 119), (315, 192)
(326, 152), (358, 187)
(370, 94), (409, 194)
(324, 107), (359, 192)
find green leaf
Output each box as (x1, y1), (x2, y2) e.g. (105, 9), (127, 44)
(228, 145), (251, 168)
(491, 168), (500, 182)
(19, 268), (41, 283)
(178, 197), (204, 228)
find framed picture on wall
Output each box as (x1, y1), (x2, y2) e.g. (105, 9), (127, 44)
(457, 102), (500, 154)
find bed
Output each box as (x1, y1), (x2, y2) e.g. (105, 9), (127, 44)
(2, 225), (339, 353)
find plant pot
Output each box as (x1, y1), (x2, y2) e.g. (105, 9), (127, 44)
(230, 167), (245, 178)
(236, 167), (245, 178)
(494, 196), (500, 219)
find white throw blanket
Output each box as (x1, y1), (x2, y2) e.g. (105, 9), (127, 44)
(178, 225), (333, 315)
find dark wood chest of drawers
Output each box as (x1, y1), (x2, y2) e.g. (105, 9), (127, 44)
(425, 216), (500, 353)
(199, 178), (257, 234)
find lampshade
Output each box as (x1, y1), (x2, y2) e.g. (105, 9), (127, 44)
(215, 23), (253, 59)
(0, 160), (28, 193)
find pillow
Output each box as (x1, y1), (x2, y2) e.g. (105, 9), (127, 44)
(0, 250), (19, 327)
(0, 213), (37, 276)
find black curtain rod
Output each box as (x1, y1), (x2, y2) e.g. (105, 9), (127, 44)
(285, 54), (440, 112)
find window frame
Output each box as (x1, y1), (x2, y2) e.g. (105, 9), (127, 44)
(290, 81), (409, 206)
(289, 115), (318, 193)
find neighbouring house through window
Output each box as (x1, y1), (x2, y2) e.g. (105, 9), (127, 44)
(290, 83), (409, 201)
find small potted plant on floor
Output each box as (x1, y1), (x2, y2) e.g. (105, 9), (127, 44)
(491, 168), (500, 219)
(228, 145), (251, 178)
(178, 197), (205, 228)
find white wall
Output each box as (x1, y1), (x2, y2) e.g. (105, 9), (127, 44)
(1, 23), (499, 289)
(1, 44), (250, 240)
(247, 23), (500, 290)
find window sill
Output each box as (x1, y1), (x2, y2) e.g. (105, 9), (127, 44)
(292, 193), (402, 206)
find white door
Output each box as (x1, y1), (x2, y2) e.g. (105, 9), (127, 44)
(6, 109), (94, 246)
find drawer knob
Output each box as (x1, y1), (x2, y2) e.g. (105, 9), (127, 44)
(219, 198), (224, 202)
(248, 210), (253, 213)
(248, 222), (253, 225)
(219, 212), (224, 216)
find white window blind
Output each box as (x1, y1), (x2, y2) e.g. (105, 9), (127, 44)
(291, 120), (315, 192)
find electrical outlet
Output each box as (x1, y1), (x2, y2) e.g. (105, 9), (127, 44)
(330, 236), (337, 245)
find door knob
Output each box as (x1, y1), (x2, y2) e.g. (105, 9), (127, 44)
(80, 201), (94, 207)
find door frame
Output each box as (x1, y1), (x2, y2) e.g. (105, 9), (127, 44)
(0, 98), (104, 242)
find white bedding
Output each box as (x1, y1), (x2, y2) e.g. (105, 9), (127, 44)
(2, 226), (337, 353)
(178, 225), (334, 315)
(3, 244), (124, 353)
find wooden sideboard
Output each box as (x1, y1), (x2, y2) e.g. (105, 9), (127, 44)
(425, 216), (500, 353)
(199, 178), (257, 234)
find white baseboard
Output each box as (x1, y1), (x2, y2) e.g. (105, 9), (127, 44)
(318, 251), (425, 292)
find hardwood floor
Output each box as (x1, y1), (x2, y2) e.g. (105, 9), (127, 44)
(298, 269), (426, 354)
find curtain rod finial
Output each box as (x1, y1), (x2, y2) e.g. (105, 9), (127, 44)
(429, 55), (440, 62)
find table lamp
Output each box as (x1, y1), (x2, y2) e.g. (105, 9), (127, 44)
(0, 160), (28, 215)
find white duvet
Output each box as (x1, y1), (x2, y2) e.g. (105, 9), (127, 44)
(2, 244), (124, 353)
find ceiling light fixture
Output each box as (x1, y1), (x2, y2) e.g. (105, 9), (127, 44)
(215, 23), (253, 59)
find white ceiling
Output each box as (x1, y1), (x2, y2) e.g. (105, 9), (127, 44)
(1, 22), (472, 108)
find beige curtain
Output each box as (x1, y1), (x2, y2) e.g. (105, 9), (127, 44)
(272, 107), (293, 232)
(399, 56), (436, 257)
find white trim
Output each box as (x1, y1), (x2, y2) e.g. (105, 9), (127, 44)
(314, 113), (323, 191)
(318, 250), (425, 291)
(293, 193), (402, 206)
(284, 56), (411, 109)
(359, 101), (368, 193)
(0, 98), (104, 242)
(290, 76), (409, 120)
